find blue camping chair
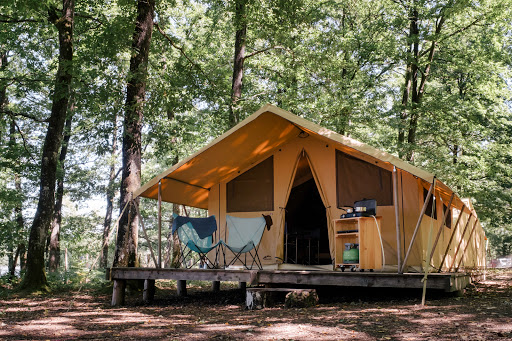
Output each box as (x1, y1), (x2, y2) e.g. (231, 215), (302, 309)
(172, 215), (220, 269)
(221, 215), (269, 270)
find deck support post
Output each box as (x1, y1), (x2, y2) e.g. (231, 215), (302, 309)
(238, 281), (247, 290)
(177, 280), (187, 296)
(212, 280), (220, 292)
(393, 167), (402, 273)
(143, 279), (156, 303)
(112, 279), (126, 306)
(438, 205), (466, 272)
(401, 177), (436, 273)
(448, 213), (473, 272)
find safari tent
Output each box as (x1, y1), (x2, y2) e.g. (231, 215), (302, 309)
(134, 104), (486, 273)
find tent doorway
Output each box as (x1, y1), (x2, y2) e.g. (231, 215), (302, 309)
(284, 154), (330, 265)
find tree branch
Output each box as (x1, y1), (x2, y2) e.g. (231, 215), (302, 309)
(0, 14), (42, 23)
(3, 110), (49, 123)
(75, 12), (104, 30)
(244, 45), (291, 60)
(154, 22), (213, 83)
(10, 119), (37, 162)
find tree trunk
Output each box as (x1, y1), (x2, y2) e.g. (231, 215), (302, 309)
(101, 113), (118, 269)
(113, 0), (155, 268)
(171, 204), (181, 268)
(19, 0), (74, 291)
(48, 107), (73, 272)
(228, 0), (247, 128)
(0, 50), (7, 142)
(398, 7), (418, 160)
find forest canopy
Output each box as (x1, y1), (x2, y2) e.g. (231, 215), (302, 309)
(0, 0), (511, 288)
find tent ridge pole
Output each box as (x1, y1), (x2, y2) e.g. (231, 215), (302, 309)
(438, 204), (466, 272)
(393, 167), (402, 273)
(401, 177), (436, 273)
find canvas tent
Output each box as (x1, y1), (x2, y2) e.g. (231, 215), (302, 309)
(135, 104), (486, 272)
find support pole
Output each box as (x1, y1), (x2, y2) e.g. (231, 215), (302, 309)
(158, 180), (162, 268)
(447, 212), (473, 272)
(428, 193), (455, 265)
(393, 167), (402, 273)
(455, 218), (479, 272)
(438, 204), (466, 272)
(212, 281), (220, 292)
(133, 200), (159, 267)
(143, 279), (156, 303)
(401, 177), (436, 273)
(177, 280), (187, 296)
(112, 279), (126, 306)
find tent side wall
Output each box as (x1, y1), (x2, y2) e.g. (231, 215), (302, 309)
(208, 134), (429, 268)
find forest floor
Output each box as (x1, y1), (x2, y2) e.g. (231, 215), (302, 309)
(0, 269), (511, 341)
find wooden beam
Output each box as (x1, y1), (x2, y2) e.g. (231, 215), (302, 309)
(108, 267), (462, 291)
(133, 200), (159, 267)
(447, 212), (474, 272)
(438, 204), (466, 272)
(428, 192), (455, 265)
(455, 218), (479, 272)
(158, 180), (162, 268)
(393, 167), (402, 273)
(401, 178), (436, 273)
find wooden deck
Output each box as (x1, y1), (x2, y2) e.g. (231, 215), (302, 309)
(107, 267), (482, 306)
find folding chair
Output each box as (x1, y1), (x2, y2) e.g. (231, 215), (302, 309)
(221, 215), (268, 270)
(172, 215), (220, 269)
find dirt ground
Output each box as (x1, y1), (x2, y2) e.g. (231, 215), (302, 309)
(1, 270), (511, 341)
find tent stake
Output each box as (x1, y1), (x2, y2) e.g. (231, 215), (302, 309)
(438, 204), (466, 272)
(158, 180), (162, 268)
(428, 193), (455, 265)
(393, 167), (402, 273)
(455, 218), (479, 272)
(447, 212), (473, 272)
(133, 199), (159, 267)
(401, 177), (436, 273)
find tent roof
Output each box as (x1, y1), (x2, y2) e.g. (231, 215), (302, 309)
(135, 104), (463, 209)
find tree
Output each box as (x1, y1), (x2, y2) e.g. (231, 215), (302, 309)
(19, 0), (74, 291)
(48, 109), (73, 272)
(113, 0), (155, 267)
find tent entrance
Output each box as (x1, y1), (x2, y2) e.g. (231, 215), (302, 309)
(284, 154), (330, 265)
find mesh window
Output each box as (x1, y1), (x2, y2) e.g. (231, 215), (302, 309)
(336, 150), (393, 207)
(423, 188), (437, 219)
(443, 203), (452, 228)
(227, 156), (274, 212)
